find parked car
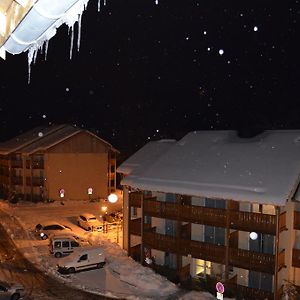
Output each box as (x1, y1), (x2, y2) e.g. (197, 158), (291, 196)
(0, 280), (25, 300)
(77, 213), (103, 231)
(35, 221), (72, 240)
(57, 246), (106, 274)
(49, 234), (90, 258)
(102, 212), (121, 223)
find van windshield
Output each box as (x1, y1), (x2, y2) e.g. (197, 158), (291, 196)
(88, 217), (97, 221)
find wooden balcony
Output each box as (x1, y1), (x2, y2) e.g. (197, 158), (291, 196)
(26, 177), (44, 186)
(11, 176), (23, 185)
(26, 160), (44, 169)
(294, 211), (300, 230)
(292, 248), (300, 268)
(129, 191), (142, 208)
(143, 231), (276, 273)
(234, 284), (273, 300)
(230, 210), (276, 235)
(229, 247), (275, 274)
(143, 198), (280, 234)
(130, 218), (142, 236)
(278, 249), (286, 271)
(11, 160), (23, 168)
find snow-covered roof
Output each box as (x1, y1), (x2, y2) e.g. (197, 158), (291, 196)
(120, 130), (300, 206)
(117, 139), (176, 175)
(0, 124), (118, 155)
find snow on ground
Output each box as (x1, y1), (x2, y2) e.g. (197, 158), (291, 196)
(0, 200), (231, 299)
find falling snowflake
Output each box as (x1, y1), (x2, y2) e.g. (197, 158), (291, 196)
(219, 49), (224, 55)
(253, 26), (258, 32)
(38, 132), (43, 137)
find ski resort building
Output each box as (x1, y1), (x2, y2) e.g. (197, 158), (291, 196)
(0, 124), (118, 202)
(118, 130), (300, 300)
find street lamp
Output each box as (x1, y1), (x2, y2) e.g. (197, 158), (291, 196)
(108, 193), (118, 203)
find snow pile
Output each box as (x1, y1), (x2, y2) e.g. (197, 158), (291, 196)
(88, 233), (179, 297)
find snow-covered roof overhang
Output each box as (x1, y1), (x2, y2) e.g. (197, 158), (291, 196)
(121, 130), (300, 207)
(0, 0), (89, 60)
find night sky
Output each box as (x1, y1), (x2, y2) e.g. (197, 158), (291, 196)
(0, 0), (299, 159)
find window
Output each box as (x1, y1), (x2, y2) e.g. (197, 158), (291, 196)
(131, 207), (137, 218)
(54, 241), (61, 248)
(204, 225), (225, 245)
(80, 216), (87, 222)
(62, 241), (69, 248)
(0, 285), (7, 292)
(249, 271), (272, 291)
(79, 254), (88, 261)
(195, 259), (211, 277)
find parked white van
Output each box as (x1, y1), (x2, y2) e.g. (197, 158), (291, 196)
(57, 246), (106, 274)
(49, 234), (90, 258)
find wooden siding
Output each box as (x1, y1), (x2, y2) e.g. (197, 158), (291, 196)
(48, 131), (109, 153)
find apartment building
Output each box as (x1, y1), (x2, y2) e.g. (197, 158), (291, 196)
(117, 130), (300, 300)
(0, 124), (118, 202)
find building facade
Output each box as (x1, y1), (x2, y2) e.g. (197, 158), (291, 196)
(0, 124), (118, 202)
(118, 130), (300, 300)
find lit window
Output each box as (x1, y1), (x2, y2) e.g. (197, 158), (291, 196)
(195, 259), (211, 277)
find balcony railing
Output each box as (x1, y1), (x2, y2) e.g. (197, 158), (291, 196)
(230, 210), (276, 235)
(26, 160), (44, 169)
(11, 160), (23, 168)
(129, 191), (142, 208)
(292, 248), (300, 268)
(130, 218), (142, 236)
(233, 284), (273, 300)
(11, 176), (23, 185)
(294, 211), (300, 230)
(143, 198), (280, 234)
(229, 247), (275, 274)
(26, 177), (44, 186)
(143, 231), (276, 273)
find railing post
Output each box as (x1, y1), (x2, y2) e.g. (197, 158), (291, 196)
(225, 200), (230, 281)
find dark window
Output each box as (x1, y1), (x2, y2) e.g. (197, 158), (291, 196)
(80, 216), (87, 222)
(79, 254), (88, 261)
(0, 285), (7, 292)
(62, 241), (69, 248)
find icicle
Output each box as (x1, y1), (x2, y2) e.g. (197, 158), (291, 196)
(69, 25), (74, 60)
(44, 40), (49, 61)
(155, 0), (158, 4)
(104, 0), (106, 6)
(77, 13), (82, 51)
(98, 0), (101, 11)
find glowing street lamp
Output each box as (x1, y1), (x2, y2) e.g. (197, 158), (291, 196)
(108, 193), (118, 203)
(101, 206), (107, 213)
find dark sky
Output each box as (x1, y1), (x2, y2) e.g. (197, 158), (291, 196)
(0, 0), (299, 158)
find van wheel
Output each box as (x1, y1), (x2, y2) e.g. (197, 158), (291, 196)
(88, 227), (91, 231)
(10, 293), (20, 300)
(42, 234), (48, 240)
(97, 262), (106, 268)
(68, 267), (75, 274)
(55, 252), (62, 258)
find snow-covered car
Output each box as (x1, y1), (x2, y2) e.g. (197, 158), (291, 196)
(35, 221), (72, 240)
(0, 280), (25, 300)
(103, 212), (121, 224)
(77, 213), (103, 231)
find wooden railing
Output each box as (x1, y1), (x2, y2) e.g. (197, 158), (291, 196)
(11, 160), (23, 168)
(278, 249), (286, 270)
(294, 211), (300, 230)
(26, 160), (44, 169)
(229, 210), (276, 235)
(130, 218), (142, 236)
(234, 284), (273, 300)
(26, 177), (44, 186)
(143, 231), (275, 273)
(11, 176), (23, 185)
(229, 247), (275, 274)
(143, 198), (280, 234)
(279, 212), (287, 231)
(129, 191), (142, 208)
(292, 248), (300, 268)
